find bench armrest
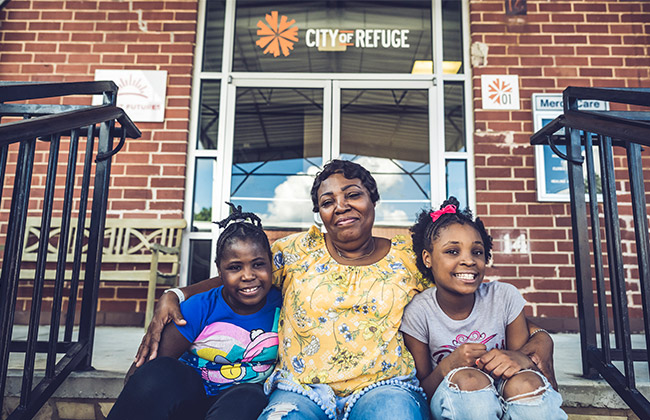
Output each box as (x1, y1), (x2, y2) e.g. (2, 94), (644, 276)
(150, 243), (180, 255)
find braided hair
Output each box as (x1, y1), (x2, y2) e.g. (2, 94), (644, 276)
(214, 202), (272, 267)
(410, 197), (493, 284)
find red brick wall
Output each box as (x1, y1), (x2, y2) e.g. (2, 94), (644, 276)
(0, 0), (197, 219)
(470, 0), (650, 331)
(0, 0), (198, 325)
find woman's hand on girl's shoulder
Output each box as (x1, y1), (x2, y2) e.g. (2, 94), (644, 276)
(476, 349), (535, 380)
(135, 290), (186, 367)
(521, 328), (558, 390)
(134, 277), (222, 367)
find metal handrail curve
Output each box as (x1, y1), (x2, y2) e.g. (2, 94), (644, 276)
(0, 104), (141, 145)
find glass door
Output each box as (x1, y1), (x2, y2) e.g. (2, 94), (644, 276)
(218, 79), (331, 231)
(189, 78), (469, 281)
(219, 79), (438, 230)
(332, 80), (440, 226)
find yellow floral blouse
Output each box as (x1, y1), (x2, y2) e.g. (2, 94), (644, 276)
(270, 225), (432, 397)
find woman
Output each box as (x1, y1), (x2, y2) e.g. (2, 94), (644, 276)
(136, 160), (557, 420)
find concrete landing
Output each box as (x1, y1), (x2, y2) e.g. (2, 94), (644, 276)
(4, 328), (649, 419)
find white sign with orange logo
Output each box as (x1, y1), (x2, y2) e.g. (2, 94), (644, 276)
(481, 75), (520, 110)
(93, 69), (167, 122)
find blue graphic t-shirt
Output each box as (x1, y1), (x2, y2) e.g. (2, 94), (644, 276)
(174, 286), (282, 396)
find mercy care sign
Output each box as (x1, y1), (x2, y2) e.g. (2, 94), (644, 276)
(532, 93), (608, 201)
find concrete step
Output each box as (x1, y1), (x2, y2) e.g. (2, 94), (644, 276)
(3, 329), (649, 420)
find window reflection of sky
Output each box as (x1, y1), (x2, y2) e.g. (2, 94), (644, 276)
(231, 158), (321, 226)
(340, 155), (430, 225)
(199, 156), (465, 226)
(229, 155), (433, 227)
(446, 160), (467, 209)
(231, 158), (321, 198)
(193, 158), (214, 230)
(195, 151), (465, 228)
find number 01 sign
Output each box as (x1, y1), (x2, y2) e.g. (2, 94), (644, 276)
(480, 75), (520, 110)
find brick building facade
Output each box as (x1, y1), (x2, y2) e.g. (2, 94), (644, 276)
(1, 0), (648, 329)
(471, 0), (650, 330)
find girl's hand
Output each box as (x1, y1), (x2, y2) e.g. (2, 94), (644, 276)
(476, 349), (534, 380)
(442, 343), (488, 374)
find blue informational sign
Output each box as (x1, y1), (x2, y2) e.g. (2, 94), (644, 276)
(542, 142), (568, 195)
(532, 94), (608, 202)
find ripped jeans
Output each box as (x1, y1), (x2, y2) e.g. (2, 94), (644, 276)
(258, 383), (429, 420)
(430, 367), (567, 420)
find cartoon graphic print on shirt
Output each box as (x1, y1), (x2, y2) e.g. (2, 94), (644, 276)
(179, 307), (280, 395)
(431, 330), (504, 366)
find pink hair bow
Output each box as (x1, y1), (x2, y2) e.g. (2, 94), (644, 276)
(430, 204), (457, 223)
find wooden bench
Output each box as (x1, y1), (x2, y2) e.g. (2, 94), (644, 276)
(20, 217), (187, 327)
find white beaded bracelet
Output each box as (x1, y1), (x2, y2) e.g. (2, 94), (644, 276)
(530, 328), (550, 338)
(163, 288), (186, 303)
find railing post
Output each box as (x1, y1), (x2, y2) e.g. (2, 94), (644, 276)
(626, 142), (650, 378)
(47, 129), (80, 376)
(0, 144), (7, 200)
(584, 133), (611, 364)
(564, 93), (598, 378)
(65, 125), (96, 342)
(21, 134), (61, 406)
(77, 119), (115, 370)
(0, 138), (37, 414)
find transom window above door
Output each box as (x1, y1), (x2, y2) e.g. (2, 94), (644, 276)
(232, 0), (434, 73)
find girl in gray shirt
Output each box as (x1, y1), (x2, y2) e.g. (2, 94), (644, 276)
(401, 197), (566, 420)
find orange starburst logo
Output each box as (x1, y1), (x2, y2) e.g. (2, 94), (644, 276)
(487, 78), (512, 105)
(256, 11), (298, 57)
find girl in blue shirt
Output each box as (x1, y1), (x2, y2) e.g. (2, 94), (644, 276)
(108, 204), (281, 420)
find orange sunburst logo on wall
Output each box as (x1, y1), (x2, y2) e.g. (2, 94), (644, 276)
(256, 11), (298, 57)
(487, 78), (512, 105)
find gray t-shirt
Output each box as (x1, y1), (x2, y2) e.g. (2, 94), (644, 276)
(400, 281), (526, 370)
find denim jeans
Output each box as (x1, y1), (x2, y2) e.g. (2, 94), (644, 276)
(430, 367), (567, 420)
(258, 384), (429, 420)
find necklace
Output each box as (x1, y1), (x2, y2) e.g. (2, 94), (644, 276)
(332, 238), (376, 261)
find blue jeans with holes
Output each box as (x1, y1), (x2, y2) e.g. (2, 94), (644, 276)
(258, 384), (429, 420)
(430, 367), (567, 420)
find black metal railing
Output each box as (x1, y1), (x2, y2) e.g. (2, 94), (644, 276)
(0, 81), (140, 419)
(531, 87), (650, 417)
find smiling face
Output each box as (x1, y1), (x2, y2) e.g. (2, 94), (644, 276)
(217, 238), (272, 315)
(316, 172), (375, 249)
(423, 223), (486, 297)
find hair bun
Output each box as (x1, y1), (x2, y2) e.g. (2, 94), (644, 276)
(440, 196), (460, 210)
(215, 202), (263, 230)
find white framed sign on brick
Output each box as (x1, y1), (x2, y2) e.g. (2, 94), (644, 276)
(532, 93), (608, 202)
(481, 75), (520, 110)
(93, 69), (167, 122)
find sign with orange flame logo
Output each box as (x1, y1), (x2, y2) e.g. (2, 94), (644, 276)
(480, 75), (520, 110)
(256, 11), (299, 57)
